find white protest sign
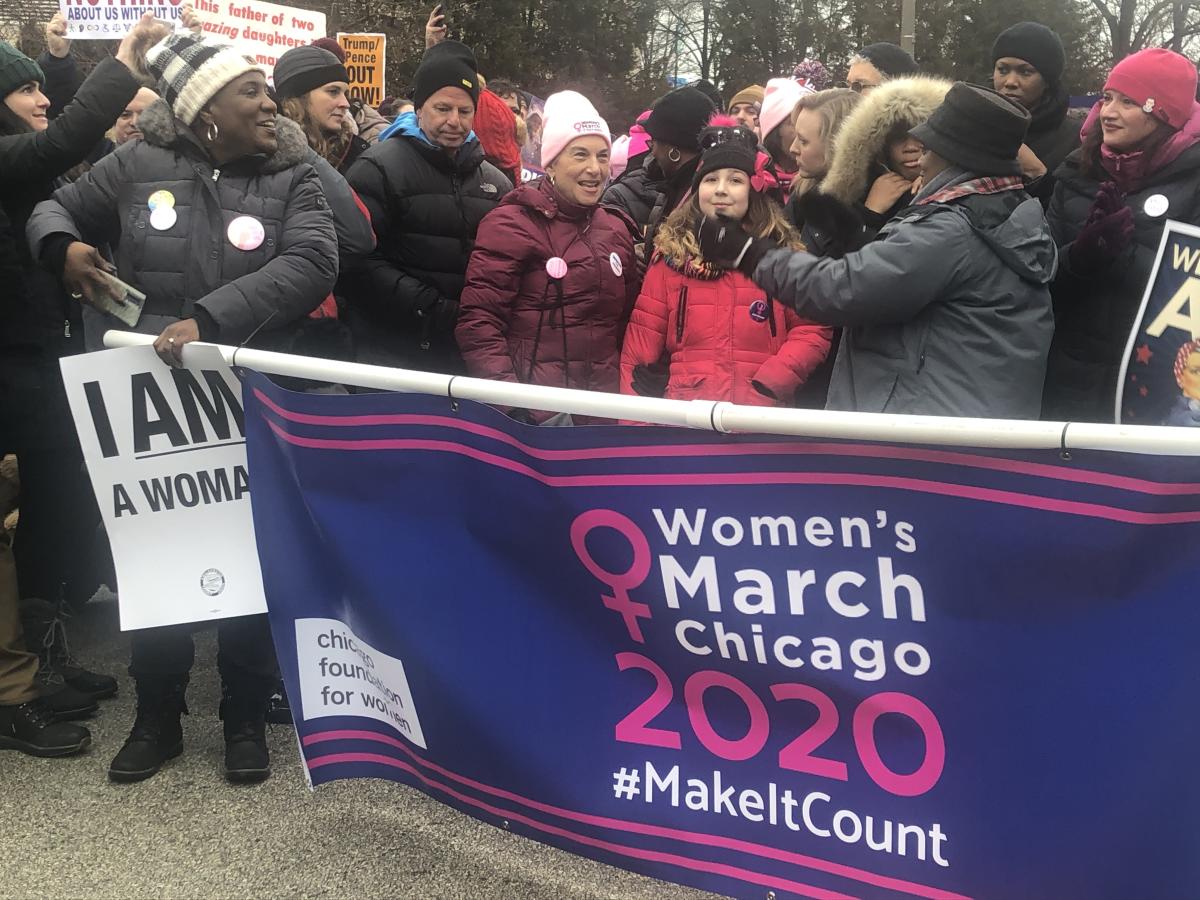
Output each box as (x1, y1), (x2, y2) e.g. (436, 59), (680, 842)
(61, 344), (267, 631)
(60, 0), (326, 78)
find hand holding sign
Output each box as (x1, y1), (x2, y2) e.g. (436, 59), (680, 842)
(114, 13), (172, 73)
(153, 319), (201, 368)
(45, 12), (71, 59)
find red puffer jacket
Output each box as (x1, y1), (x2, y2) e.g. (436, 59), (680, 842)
(456, 179), (639, 397)
(620, 253), (832, 406)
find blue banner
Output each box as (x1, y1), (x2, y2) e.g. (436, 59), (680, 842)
(243, 370), (1200, 899)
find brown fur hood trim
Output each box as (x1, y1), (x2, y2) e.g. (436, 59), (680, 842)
(821, 76), (953, 204)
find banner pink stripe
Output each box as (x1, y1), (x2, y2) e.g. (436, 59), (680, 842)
(252, 388), (1200, 496)
(306, 750), (857, 900)
(263, 419), (1200, 525)
(303, 731), (969, 900)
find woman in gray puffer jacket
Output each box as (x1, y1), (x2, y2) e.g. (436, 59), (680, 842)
(29, 34), (338, 363)
(27, 33), (337, 788)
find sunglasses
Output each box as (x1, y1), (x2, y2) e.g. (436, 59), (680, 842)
(699, 126), (758, 152)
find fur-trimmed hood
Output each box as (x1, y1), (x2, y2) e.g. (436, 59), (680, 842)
(137, 98), (311, 172)
(821, 76), (952, 204)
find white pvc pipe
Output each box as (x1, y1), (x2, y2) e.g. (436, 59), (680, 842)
(103, 330), (1200, 456)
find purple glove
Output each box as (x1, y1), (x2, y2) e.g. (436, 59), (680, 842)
(1069, 183), (1135, 273)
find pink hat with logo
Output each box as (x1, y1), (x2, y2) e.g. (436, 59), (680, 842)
(759, 77), (813, 141)
(540, 90), (611, 168)
(1105, 48), (1198, 131)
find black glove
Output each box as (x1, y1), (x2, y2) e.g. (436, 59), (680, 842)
(631, 361), (669, 398)
(417, 296), (460, 333)
(750, 379), (777, 400)
(697, 214), (773, 276)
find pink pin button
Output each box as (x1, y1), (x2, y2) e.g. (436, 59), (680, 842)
(545, 257), (568, 279)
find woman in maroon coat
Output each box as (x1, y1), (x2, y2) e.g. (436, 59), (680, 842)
(456, 91), (638, 418)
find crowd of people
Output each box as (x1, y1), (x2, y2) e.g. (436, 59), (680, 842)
(1, 6), (1198, 784)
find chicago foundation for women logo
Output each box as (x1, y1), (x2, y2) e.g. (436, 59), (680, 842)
(200, 568), (227, 597)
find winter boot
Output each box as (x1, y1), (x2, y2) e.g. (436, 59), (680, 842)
(220, 681), (271, 784)
(33, 663), (98, 721)
(266, 678), (293, 726)
(21, 596), (117, 700)
(108, 675), (188, 783)
(0, 697), (91, 757)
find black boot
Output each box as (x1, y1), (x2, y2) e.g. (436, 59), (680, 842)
(0, 697), (91, 757)
(266, 679), (293, 725)
(33, 664), (98, 721)
(22, 596), (118, 700)
(108, 675), (188, 783)
(221, 681), (270, 784)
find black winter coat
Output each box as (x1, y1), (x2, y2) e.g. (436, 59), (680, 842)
(1024, 88), (1084, 204)
(0, 57), (138, 450)
(28, 99), (338, 353)
(343, 129), (511, 372)
(1044, 138), (1200, 422)
(602, 152), (658, 230)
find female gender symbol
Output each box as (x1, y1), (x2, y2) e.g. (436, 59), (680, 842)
(570, 509), (653, 643)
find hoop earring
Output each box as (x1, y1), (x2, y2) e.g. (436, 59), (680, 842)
(668, 148), (682, 162)
(206, 121), (219, 143)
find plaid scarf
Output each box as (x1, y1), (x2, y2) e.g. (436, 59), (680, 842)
(915, 175), (1025, 206)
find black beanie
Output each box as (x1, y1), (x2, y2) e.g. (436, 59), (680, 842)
(859, 42), (918, 78)
(693, 118), (759, 188)
(643, 87), (717, 152)
(273, 46), (349, 101)
(413, 40), (480, 110)
(991, 22), (1066, 87)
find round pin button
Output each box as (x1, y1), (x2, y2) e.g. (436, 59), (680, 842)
(1144, 194), (1169, 218)
(227, 216), (265, 251)
(609, 252), (624, 277)
(749, 299), (769, 322)
(148, 190), (175, 211)
(545, 256), (568, 279)
(149, 206), (177, 231)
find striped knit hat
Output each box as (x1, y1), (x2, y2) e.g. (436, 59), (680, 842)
(145, 33), (261, 126)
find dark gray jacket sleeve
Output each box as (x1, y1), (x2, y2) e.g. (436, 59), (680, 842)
(753, 209), (968, 328)
(309, 152), (375, 267)
(196, 164), (338, 341)
(27, 145), (129, 258)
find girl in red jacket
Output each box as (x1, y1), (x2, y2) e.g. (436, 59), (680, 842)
(620, 117), (832, 406)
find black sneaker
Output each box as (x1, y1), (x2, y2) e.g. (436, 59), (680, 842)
(0, 698), (91, 757)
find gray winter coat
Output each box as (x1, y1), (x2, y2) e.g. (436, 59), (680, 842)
(27, 99), (338, 351)
(755, 170), (1057, 418)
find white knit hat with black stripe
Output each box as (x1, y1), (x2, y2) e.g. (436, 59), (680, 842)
(145, 33), (262, 126)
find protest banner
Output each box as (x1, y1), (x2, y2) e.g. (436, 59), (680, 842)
(1117, 220), (1200, 426)
(60, 0), (326, 77)
(243, 370), (1200, 900)
(61, 345), (266, 630)
(336, 33), (386, 108)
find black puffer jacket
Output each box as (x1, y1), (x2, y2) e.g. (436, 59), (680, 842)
(28, 99), (338, 352)
(1043, 121), (1200, 423)
(343, 117), (512, 372)
(602, 151), (658, 230)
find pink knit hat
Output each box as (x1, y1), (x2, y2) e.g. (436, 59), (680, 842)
(759, 77), (813, 141)
(1106, 48), (1198, 131)
(540, 90), (611, 168)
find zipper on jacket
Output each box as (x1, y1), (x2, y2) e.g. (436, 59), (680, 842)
(63, 320), (71, 339)
(675, 285), (688, 343)
(212, 168), (221, 182)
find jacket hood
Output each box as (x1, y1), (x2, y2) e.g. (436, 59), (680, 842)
(970, 196), (1058, 286)
(821, 76), (953, 204)
(137, 98), (311, 173)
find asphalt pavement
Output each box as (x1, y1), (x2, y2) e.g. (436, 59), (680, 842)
(1, 593), (718, 900)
